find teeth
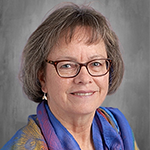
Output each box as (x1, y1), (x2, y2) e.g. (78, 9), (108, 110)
(73, 93), (93, 96)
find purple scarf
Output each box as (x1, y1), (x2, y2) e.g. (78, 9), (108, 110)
(2, 100), (138, 149)
(37, 101), (136, 150)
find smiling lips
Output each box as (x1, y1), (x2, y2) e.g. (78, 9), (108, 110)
(71, 91), (96, 96)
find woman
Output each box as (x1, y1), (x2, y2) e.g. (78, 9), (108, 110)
(2, 3), (139, 150)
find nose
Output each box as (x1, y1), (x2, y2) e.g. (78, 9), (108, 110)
(73, 66), (92, 84)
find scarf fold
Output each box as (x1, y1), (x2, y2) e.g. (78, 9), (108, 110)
(44, 102), (81, 150)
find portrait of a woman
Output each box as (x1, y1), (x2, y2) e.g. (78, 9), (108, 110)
(2, 2), (140, 150)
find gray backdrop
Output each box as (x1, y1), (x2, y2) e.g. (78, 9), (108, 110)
(0, 0), (149, 149)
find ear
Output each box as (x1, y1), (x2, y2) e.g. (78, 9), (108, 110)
(38, 70), (47, 93)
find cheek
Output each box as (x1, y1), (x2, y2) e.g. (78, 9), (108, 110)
(96, 74), (109, 93)
(46, 76), (59, 92)
(45, 73), (71, 98)
(103, 74), (109, 91)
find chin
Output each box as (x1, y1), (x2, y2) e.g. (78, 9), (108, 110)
(71, 104), (99, 116)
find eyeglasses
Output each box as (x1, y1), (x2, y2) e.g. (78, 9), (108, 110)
(46, 59), (111, 78)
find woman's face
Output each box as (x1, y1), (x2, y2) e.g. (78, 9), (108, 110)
(40, 28), (109, 118)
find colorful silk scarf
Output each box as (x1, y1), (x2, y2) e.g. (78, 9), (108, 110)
(2, 100), (139, 150)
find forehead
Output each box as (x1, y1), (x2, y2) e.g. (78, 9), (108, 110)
(54, 27), (101, 50)
(48, 26), (107, 60)
(56, 26), (103, 47)
(49, 38), (106, 62)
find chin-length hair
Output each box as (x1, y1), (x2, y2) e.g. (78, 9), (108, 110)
(19, 3), (124, 103)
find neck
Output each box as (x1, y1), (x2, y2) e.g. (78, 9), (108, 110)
(68, 123), (95, 150)
(60, 116), (95, 150)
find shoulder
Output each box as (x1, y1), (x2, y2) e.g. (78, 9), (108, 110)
(98, 107), (132, 133)
(99, 107), (129, 125)
(98, 107), (139, 150)
(100, 107), (132, 132)
(1, 115), (48, 150)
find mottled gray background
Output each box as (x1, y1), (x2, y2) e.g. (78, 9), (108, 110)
(0, 0), (149, 149)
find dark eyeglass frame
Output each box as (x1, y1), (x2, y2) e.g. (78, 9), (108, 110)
(45, 59), (111, 78)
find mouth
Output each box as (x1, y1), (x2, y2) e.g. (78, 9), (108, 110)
(71, 91), (96, 96)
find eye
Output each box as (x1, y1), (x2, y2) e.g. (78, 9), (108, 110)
(58, 62), (77, 70)
(61, 64), (71, 69)
(88, 60), (106, 72)
(91, 61), (102, 67)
